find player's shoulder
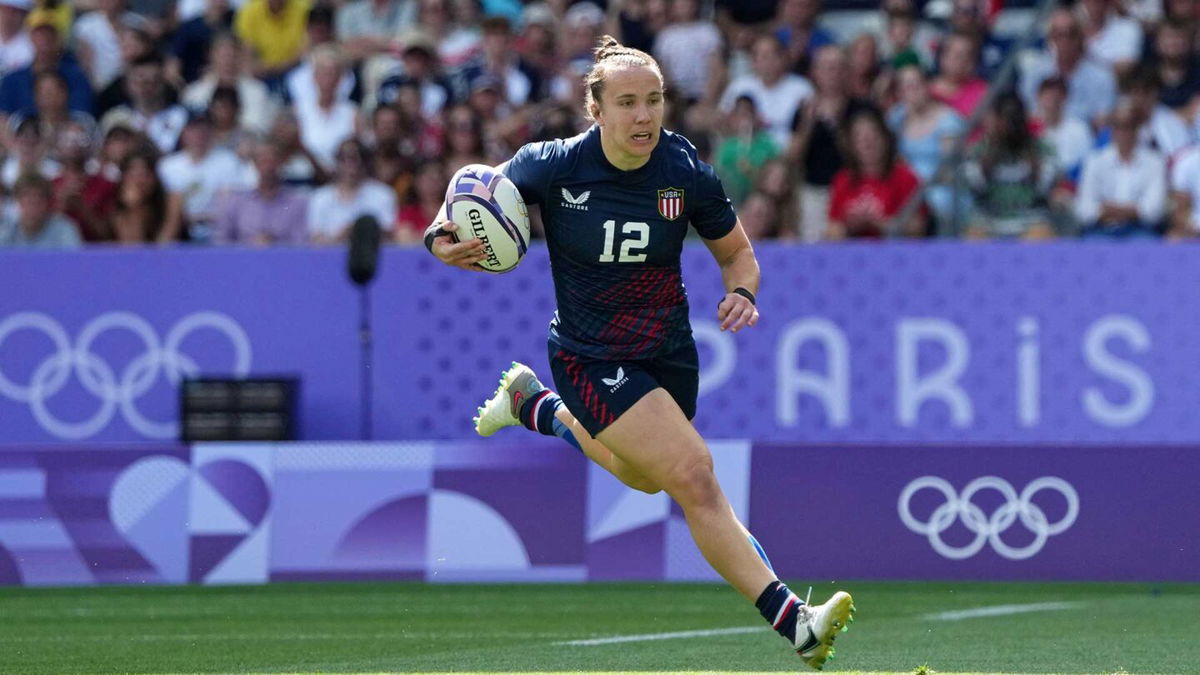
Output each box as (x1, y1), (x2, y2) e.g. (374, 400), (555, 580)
(513, 128), (592, 167)
(659, 128), (721, 186)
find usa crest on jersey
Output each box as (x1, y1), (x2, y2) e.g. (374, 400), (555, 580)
(657, 187), (684, 221)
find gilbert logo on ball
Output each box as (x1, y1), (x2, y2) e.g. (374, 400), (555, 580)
(446, 164), (531, 273)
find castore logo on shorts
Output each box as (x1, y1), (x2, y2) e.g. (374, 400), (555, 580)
(0, 311), (252, 439)
(897, 475), (1079, 560)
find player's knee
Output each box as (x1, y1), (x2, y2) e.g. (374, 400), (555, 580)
(661, 455), (720, 509)
(626, 474), (663, 494)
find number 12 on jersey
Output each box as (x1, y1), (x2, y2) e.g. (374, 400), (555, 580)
(599, 220), (649, 263)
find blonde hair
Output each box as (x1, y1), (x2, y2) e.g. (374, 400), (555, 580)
(583, 35), (664, 121)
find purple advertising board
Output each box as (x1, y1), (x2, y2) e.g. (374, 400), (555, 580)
(0, 441), (1194, 585)
(2, 243), (1198, 446)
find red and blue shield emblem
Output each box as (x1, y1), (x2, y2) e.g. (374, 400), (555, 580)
(657, 187), (684, 221)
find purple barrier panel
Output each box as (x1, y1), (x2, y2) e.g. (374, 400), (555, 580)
(268, 439), (588, 583)
(748, 444), (1200, 581)
(377, 242), (1200, 445)
(0, 444), (189, 586)
(0, 248), (361, 443)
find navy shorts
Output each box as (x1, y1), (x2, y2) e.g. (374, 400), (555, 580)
(548, 340), (699, 438)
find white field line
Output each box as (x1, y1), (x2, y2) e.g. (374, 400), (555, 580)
(923, 601), (1085, 621)
(555, 626), (762, 646)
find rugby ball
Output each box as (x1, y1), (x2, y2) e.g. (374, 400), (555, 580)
(445, 163), (530, 273)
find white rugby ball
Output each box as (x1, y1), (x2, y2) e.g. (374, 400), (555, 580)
(445, 163), (530, 273)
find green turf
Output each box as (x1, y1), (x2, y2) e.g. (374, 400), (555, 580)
(0, 581), (1195, 674)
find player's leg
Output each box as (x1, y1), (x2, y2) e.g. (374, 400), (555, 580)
(473, 361), (662, 493)
(595, 389), (854, 668)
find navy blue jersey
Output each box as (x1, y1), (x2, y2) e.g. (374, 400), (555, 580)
(501, 126), (737, 360)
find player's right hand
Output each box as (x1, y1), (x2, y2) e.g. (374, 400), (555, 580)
(430, 220), (489, 272)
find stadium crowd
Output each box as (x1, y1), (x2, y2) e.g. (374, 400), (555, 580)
(0, 0), (1198, 247)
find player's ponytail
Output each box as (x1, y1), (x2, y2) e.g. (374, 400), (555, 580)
(584, 35), (664, 121)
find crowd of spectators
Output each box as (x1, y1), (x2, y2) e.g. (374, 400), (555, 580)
(1, 0), (1199, 248)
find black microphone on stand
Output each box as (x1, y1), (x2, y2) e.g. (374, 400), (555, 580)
(347, 216), (382, 440)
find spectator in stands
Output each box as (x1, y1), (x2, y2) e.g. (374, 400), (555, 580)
(1020, 9), (1117, 128)
(306, 138), (395, 244)
(714, 95), (778, 206)
(1118, 65), (1191, 157)
(879, 8), (930, 70)
(182, 33), (276, 135)
(790, 45), (874, 242)
(0, 11), (93, 117)
(1080, 0), (1143, 72)
(610, 0), (668, 55)
(773, 0), (835, 75)
(0, 0), (33, 78)
(73, 0), (140, 91)
(158, 112), (253, 242)
(1033, 76), (1093, 184)
(963, 93), (1060, 238)
(929, 30), (986, 120)
(208, 85), (251, 156)
(1, 117), (60, 188)
(376, 31), (452, 118)
(0, 172), (81, 247)
(99, 54), (188, 153)
(1151, 19), (1200, 115)
(112, 147), (169, 241)
(93, 19), (159, 116)
(828, 106), (924, 239)
(234, 0), (308, 86)
(20, 72), (97, 154)
(517, 3), (559, 91)
(1074, 101), (1167, 238)
(720, 34), (813, 148)
(96, 123), (137, 181)
(458, 17), (540, 106)
(388, 87), (443, 158)
(335, 0), (416, 61)
(52, 126), (117, 241)
(417, 0), (481, 69)
(846, 33), (882, 102)
(213, 139), (308, 244)
(754, 157), (801, 238)
(941, 0), (1012, 80)
(295, 45), (360, 171)
(888, 64), (967, 230)
(372, 144), (409, 205)
(651, 0), (720, 104)
(441, 102), (486, 173)
(169, 0), (233, 85)
(560, 1), (604, 73)
(269, 110), (326, 187)
(286, 6), (356, 108)
(739, 190), (782, 240)
(394, 158), (445, 242)
(1168, 143), (1200, 237)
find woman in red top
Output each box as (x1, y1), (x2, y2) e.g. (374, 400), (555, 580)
(827, 106), (926, 239)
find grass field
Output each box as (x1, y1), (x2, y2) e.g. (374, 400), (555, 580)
(1, 581), (1195, 674)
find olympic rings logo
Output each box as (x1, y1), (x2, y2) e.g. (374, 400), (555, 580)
(897, 476), (1079, 560)
(0, 311), (251, 439)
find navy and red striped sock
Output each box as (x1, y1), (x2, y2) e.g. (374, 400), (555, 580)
(518, 390), (581, 452)
(756, 581), (804, 643)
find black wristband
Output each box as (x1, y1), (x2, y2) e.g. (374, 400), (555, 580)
(732, 287), (756, 305)
(423, 224), (452, 254)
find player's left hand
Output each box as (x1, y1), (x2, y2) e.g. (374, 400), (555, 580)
(717, 293), (758, 333)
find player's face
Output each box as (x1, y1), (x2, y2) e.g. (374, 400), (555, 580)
(595, 65), (664, 169)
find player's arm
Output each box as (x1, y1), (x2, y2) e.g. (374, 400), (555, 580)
(702, 217), (760, 334)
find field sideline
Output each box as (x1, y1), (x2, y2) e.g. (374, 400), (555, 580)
(1, 581), (1195, 674)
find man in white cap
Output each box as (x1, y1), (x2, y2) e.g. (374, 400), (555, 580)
(0, 0), (33, 77)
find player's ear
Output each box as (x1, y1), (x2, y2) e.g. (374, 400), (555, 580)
(590, 102), (602, 125)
